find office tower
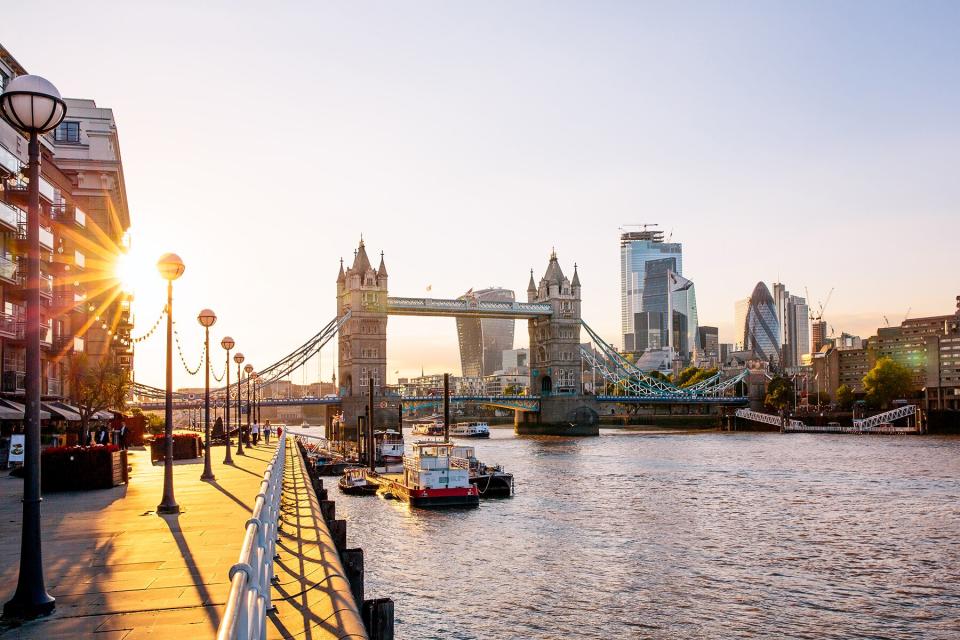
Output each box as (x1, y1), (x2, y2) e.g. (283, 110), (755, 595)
(620, 226), (682, 350)
(744, 282), (781, 365)
(734, 297), (750, 350)
(456, 287), (515, 377)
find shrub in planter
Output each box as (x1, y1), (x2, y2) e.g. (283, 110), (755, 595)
(41, 445), (128, 491)
(150, 433), (203, 462)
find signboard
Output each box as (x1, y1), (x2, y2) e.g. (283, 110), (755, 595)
(9, 434), (25, 464)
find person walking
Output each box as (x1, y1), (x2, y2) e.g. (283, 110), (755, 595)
(252, 421), (260, 446)
(263, 420), (271, 445)
(118, 422), (128, 450)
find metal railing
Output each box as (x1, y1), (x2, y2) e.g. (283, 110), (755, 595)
(853, 404), (917, 429)
(217, 435), (286, 640)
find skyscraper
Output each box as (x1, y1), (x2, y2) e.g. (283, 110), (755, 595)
(620, 226), (682, 350)
(772, 282), (810, 367)
(456, 287), (516, 377)
(743, 282), (781, 365)
(734, 297), (750, 350)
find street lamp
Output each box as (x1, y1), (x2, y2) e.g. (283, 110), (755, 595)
(244, 364), (254, 444)
(198, 309), (217, 481)
(221, 336), (235, 464)
(1, 74), (66, 620)
(157, 252), (185, 515)
(234, 352), (245, 455)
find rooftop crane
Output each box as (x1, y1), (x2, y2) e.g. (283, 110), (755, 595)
(806, 286), (835, 322)
(903, 306), (912, 322)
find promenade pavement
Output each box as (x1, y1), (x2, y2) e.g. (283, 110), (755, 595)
(0, 435), (364, 639)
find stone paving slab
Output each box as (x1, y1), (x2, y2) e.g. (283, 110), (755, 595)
(0, 441), (275, 639)
(0, 438), (369, 639)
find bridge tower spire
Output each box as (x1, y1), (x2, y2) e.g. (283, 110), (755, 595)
(337, 237), (388, 429)
(528, 250), (582, 397)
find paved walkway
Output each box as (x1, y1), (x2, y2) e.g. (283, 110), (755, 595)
(0, 437), (365, 639)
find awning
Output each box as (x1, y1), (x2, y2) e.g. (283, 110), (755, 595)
(51, 402), (112, 422)
(0, 404), (21, 420)
(0, 400), (51, 420)
(42, 402), (81, 422)
(94, 410), (115, 420)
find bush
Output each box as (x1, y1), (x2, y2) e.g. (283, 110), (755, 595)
(41, 445), (127, 491)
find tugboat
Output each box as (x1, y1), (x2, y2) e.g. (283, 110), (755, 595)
(449, 421), (490, 438)
(378, 441), (479, 508)
(338, 467), (379, 496)
(452, 445), (514, 498)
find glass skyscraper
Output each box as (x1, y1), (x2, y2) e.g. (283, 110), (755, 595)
(620, 227), (683, 350)
(456, 287), (516, 377)
(620, 228), (699, 360)
(743, 281), (781, 365)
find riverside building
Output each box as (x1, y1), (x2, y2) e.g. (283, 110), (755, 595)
(0, 42), (133, 404)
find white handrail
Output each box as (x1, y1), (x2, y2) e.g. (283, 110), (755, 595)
(217, 435), (286, 640)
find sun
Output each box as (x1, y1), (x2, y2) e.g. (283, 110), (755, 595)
(113, 242), (155, 294)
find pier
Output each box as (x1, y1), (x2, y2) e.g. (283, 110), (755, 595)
(0, 437), (373, 639)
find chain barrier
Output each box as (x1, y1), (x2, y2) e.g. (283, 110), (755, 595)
(173, 323), (205, 375)
(130, 306), (166, 344)
(211, 358), (226, 383)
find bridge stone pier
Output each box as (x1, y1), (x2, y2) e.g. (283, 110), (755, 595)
(336, 239), (600, 436)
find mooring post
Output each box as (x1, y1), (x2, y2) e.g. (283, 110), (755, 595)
(444, 373), (450, 443)
(329, 519), (347, 551)
(368, 377), (376, 470)
(362, 599), (395, 640)
(342, 547), (364, 605)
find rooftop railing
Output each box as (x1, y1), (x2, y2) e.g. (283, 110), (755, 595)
(216, 435), (286, 640)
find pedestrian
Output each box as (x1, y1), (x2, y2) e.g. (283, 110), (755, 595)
(277, 425), (283, 440)
(118, 422), (128, 450)
(263, 420), (271, 445)
(95, 423), (108, 445)
(252, 421), (260, 446)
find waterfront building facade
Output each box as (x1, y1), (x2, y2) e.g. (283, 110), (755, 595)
(698, 326), (719, 366)
(455, 287), (515, 377)
(811, 320), (827, 354)
(0, 42), (133, 408)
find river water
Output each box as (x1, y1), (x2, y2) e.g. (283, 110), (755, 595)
(310, 427), (960, 639)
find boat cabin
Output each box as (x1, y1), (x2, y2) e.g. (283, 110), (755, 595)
(403, 442), (471, 490)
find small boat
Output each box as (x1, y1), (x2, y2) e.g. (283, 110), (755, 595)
(411, 422), (444, 436)
(375, 429), (405, 463)
(338, 467), (379, 496)
(377, 441), (479, 507)
(452, 445), (514, 498)
(450, 421), (490, 438)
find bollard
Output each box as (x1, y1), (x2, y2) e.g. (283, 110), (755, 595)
(341, 548), (364, 605)
(319, 499), (335, 522)
(329, 519), (347, 551)
(362, 598), (395, 640)
(317, 488), (328, 501)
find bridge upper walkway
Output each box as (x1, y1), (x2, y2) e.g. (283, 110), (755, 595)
(386, 296), (553, 319)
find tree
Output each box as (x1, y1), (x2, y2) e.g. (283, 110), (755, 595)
(681, 367), (718, 388)
(647, 370), (670, 383)
(835, 384), (855, 411)
(862, 357), (913, 409)
(764, 375), (794, 411)
(503, 384), (519, 395)
(68, 354), (132, 443)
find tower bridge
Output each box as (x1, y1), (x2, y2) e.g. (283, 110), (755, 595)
(131, 237), (748, 433)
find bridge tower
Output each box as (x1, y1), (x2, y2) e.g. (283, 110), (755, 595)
(337, 238), (390, 430)
(523, 251), (598, 434)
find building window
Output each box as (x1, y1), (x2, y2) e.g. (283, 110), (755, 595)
(54, 122), (80, 143)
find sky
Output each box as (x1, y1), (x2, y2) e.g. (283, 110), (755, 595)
(4, 1), (959, 389)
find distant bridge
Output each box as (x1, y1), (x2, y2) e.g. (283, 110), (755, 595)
(734, 405), (920, 433)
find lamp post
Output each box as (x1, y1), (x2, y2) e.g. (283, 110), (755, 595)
(198, 309), (217, 480)
(1, 74), (66, 620)
(244, 364), (254, 444)
(234, 353), (245, 455)
(157, 252), (185, 515)
(221, 336), (235, 464)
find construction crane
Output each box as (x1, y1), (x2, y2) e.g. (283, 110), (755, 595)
(903, 306), (912, 322)
(806, 286), (835, 322)
(883, 316), (891, 327)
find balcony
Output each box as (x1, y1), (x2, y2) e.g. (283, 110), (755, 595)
(74, 250), (85, 269)
(40, 226), (54, 251)
(54, 291), (85, 314)
(74, 335), (85, 353)
(0, 313), (16, 338)
(0, 201), (19, 232)
(41, 324), (53, 347)
(40, 272), (53, 298)
(0, 255), (16, 283)
(0, 143), (20, 175)
(38, 176), (55, 203)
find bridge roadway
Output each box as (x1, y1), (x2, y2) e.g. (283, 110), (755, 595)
(0, 437), (366, 639)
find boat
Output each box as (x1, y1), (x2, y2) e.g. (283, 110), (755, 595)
(377, 441), (479, 508)
(452, 445), (514, 498)
(375, 429), (405, 464)
(450, 421), (490, 438)
(338, 467), (379, 496)
(411, 422), (444, 436)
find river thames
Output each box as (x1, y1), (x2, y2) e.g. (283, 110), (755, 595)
(317, 427), (960, 639)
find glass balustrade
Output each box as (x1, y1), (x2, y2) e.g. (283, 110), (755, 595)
(0, 255), (17, 281)
(0, 143), (19, 174)
(0, 201), (19, 230)
(39, 226), (54, 250)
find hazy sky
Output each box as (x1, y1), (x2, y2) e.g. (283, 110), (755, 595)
(5, 1), (959, 389)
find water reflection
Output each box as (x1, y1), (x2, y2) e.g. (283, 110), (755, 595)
(325, 428), (960, 639)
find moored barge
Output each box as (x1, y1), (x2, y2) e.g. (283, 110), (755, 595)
(378, 441), (479, 508)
